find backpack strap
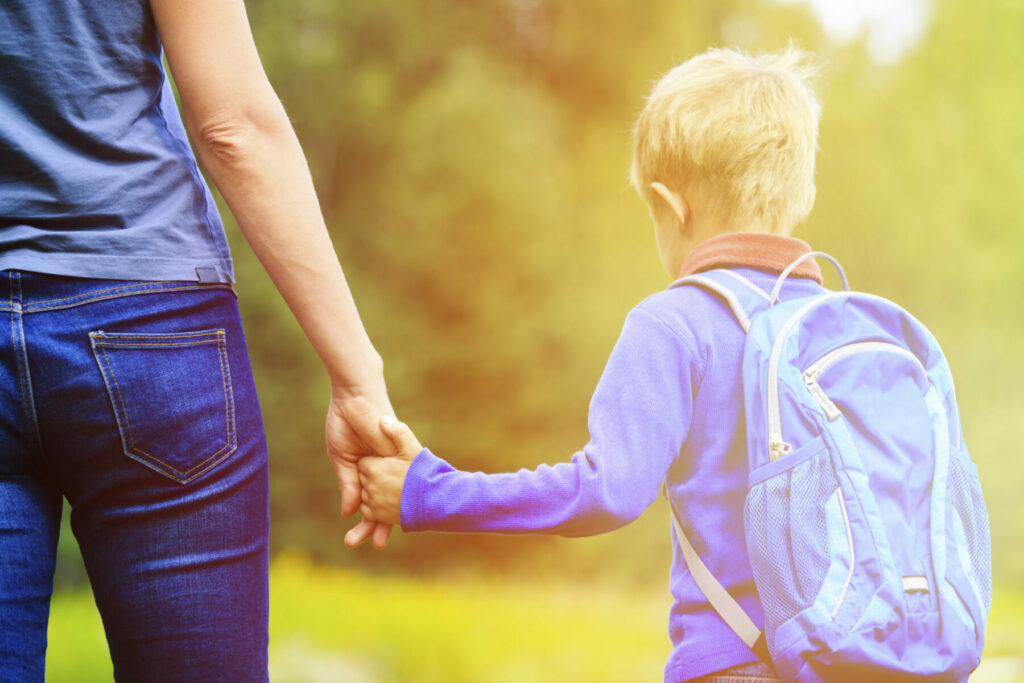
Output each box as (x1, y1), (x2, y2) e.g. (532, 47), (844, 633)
(666, 492), (772, 663)
(668, 269), (771, 333)
(768, 250), (849, 306)
(664, 269), (772, 662)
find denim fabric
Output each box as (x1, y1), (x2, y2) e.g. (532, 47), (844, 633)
(689, 661), (780, 682)
(0, 271), (269, 682)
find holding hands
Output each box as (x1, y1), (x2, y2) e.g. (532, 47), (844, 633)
(343, 415), (422, 548)
(326, 390), (397, 549)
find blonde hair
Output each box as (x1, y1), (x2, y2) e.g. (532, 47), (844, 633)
(630, 46), (821, 234)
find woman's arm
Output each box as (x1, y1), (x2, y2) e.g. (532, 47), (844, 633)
(151, 0), (390, 547)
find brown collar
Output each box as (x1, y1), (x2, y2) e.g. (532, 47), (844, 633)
(679, 232), (823, 283)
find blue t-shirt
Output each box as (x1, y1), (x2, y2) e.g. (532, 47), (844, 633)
(0, 0), (233, 283)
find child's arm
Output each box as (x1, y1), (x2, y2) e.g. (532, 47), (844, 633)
(357, 303), (700, 539)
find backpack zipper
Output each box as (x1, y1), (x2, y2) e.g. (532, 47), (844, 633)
(802, 342), (926, 420)
(766, 293), (845, 460)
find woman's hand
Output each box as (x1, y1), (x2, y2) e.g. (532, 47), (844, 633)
(326, 388), (398, 549)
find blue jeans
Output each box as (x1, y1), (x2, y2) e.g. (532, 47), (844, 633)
(0, 272), (269, 681)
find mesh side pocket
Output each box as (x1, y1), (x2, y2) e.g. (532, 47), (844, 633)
(948, 455), (993, 611)
(790, 454), (839, 602)
(745, 448), (839, 652)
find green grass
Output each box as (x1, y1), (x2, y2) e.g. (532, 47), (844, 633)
(45, 587), (111, 682)
(266, 552), (667, 682)
(46, 552), (667, 682)
(45, 553), (1024, 682)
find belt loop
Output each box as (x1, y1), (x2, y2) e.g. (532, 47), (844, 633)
(195, 267), (220, 284)
(7, 270), (21, 308)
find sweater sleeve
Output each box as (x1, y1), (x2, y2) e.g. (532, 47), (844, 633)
(400, 304), (702, 536)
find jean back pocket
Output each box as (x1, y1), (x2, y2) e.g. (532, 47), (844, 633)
(90, 329), (237, 484)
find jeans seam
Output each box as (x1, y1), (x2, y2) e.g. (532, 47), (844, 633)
(10, 273), (43, 452)
(219, 334), (236, 469)
(24, 283), (235, 314)
(92, 330), (237, 483)
(29, 280), (177, 306)
(10, 274), (27, 433)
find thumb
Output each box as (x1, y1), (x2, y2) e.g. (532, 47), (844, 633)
(379, 416), (421, 458)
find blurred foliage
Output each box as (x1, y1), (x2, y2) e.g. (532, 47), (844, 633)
(45, 1), (1024, 678)
(109, 0), (1021, 588)
(47, 553), (666, 682)
(45, 553), (1024, 682)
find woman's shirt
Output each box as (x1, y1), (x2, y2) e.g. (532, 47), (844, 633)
(0, 0), (233, 283)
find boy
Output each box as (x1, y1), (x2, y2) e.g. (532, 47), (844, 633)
(353, 47), (824, 683)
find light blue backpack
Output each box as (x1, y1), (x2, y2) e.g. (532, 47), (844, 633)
(667, 253), (991, 682)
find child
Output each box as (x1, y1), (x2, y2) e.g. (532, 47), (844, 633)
(354, 47), (824, 683)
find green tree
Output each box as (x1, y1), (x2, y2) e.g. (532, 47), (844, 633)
(212, 0), (1021, 588)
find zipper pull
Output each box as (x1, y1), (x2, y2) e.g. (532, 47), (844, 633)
(804, 371), (842, 420)
(769, 439), (792, 460)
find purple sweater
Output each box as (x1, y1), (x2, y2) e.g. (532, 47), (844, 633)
(400, 234), (824, 682)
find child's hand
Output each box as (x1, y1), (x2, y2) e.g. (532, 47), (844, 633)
(350, 416), (422, 534)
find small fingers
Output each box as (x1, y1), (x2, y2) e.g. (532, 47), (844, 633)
(344, 518), (375, 548)
(372, 523), (393, 550)
(357, 456), (374, 476)
(336, 460), (362, 518)
(356, 459), (378, 496)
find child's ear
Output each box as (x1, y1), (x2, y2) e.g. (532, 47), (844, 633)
(650, 181), (689, 233)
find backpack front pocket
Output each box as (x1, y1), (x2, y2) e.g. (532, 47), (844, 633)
(90, 329), (237, 484)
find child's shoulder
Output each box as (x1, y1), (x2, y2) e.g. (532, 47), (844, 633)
(631, 283), (730, 333)
(625, 272), (762, 358)
(621, 287), (717, 358)
(634, 267), (782, 327)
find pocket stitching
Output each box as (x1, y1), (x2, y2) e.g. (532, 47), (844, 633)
(94, 340), (223, 347)
(93, 330), (226, 341)
(92, 329), (228, 344)
(92, 330), (237, 483)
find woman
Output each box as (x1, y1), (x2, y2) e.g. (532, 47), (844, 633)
(0, 0), (385, 679)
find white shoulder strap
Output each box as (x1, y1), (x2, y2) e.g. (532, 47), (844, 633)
(669, 269), (770, 333)
(666, 268), (774, 660)
(667, 496), (771, 661)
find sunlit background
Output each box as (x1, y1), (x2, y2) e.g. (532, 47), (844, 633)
(47, 0), (1024, 680)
